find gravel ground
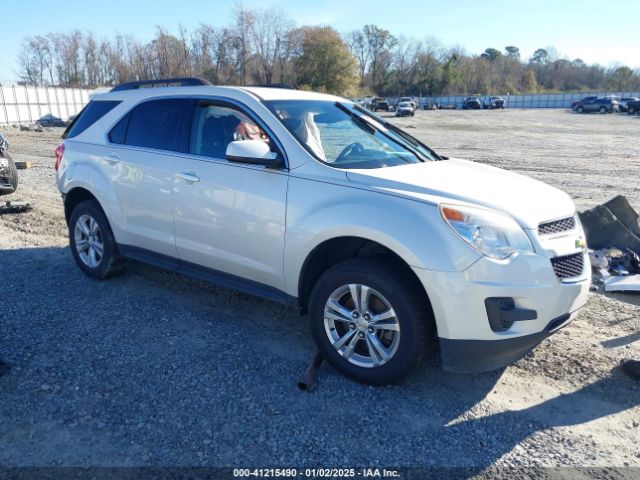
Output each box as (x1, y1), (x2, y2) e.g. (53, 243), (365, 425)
(1, 110), (639, 475)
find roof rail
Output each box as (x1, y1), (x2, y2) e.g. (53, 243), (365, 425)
(246, 83), (292, 89)
(110, 77), (211, 92)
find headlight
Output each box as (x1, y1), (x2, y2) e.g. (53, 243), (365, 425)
(440, 204), (534, 259)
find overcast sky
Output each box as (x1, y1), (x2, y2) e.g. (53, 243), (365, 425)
(2, 0), (639, 82)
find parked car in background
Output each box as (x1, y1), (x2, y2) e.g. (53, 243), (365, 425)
(619, 97), (640, 113)
(397, 97), (417, 111)
(462, 97), (482, 109)
(55, 78), (590, 385)
(626, 99), (640, 115)
(572, 97), (619, 113)
(484, 96), (505, 109)
(395, 101), (415, 117)
(571, 96), (597, 109)
(371, 98), (391, 112)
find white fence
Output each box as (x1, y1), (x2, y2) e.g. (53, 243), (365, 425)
(419, 92), (640, 109)
(0, 83), (93, 125)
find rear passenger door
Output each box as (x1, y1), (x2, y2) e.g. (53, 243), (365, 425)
(106, 98), (193, 258)
(172, 100), (288, 292)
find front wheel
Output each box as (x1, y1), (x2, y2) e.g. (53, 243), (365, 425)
(628, 107), (636, 115)
(599, 106), (607, 114)
(576, 106), (584, 113)
(308, 258), (434, 385)
(69, 200), (125, 279)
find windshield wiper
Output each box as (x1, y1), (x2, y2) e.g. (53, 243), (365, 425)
(335, 102), (376, 135)
(352, 103), (442, 160)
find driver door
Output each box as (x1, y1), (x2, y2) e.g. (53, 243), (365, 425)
(172, 101), (289, 292)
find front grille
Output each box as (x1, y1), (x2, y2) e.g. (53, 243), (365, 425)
(538, 216), (576, 236)
(551, 253), (584, 280)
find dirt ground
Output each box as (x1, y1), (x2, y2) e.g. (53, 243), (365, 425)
(1, 109), (639, 473)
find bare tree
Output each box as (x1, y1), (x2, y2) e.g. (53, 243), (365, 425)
(14, 12), (640, 95)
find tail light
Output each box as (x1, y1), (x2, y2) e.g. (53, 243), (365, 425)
(54, 143), (65, 171)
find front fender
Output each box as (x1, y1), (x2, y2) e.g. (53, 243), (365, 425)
(283, 176), (481, 297)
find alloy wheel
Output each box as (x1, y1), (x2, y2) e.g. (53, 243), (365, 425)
(323, 284), (400, 368)
(74, 214), (104, 268)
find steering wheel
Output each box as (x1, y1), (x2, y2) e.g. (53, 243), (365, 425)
(335, 142), (365, 163)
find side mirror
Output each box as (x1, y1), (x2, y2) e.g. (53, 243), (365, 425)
(226, 140), (284, 168)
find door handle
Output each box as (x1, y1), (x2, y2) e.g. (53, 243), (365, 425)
(176, 171), (200, 183)
(103, 154), (120, 165)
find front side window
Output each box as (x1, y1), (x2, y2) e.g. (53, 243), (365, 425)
(189, 103), (269, 159)
(265, 100), (436, 169)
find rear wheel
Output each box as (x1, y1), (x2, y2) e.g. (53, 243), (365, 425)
(69, 200), (125, 279)
(308, 258), (434, 385)
(599, 106), (607, 114)
(628, 107), (636, 115)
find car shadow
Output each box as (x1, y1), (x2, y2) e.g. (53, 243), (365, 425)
(1, 246), (639, 469)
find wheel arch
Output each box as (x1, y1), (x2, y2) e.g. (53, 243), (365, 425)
(63, 186), (99, 225)
(296, 236), (435, 327)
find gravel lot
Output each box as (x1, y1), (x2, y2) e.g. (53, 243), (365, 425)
(1, 109), (639, 475)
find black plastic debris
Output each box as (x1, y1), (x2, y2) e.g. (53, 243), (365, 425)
(579, 195), (640, 255)
(581, 196), (640, 292)
(0, 201), (31, 214)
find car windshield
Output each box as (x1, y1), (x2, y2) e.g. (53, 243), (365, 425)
(264, 100), (438, 169)
(398, 102), (411, 108)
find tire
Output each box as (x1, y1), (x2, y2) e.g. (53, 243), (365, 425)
(68, 199), (125, 279)
(0, 151), (18, 196)
(628, 107), (636, 115)
(599, 106), (607, 114)
(308, 258), (435, 385)
(576, 106), (584, 113)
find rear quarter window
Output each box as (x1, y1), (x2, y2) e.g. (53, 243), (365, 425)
(62, 101), (121, 139)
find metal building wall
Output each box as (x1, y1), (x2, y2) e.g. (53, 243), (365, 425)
(0, 83), (93, 125)
(420, 92), (640, 109)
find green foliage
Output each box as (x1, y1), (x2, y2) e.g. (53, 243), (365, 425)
(294, 27), (359, 96)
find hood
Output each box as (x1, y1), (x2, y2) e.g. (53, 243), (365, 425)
(346, 159), (575, 229)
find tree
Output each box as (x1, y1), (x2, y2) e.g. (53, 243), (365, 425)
(607, 66), (635, 91)
(232, 5), (254, 84)
(505, 46), (520, 59)
(440, 53), (460, 94)
(520, 69), (538, 92)
(249, 8), (295, 84)
(530, 48), (549, 64)
(480, 48), (502, 61)
(362, 25), (396, 93)
(345, 30), (369, 87)
(294, 26), (358, 95)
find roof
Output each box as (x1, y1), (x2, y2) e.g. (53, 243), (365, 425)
(92, 85), (346, 104)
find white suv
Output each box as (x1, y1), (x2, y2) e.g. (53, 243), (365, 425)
(55, 78), (590, 385)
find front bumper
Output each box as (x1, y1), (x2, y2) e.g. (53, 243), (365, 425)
(439, 309), (578, 373)
(412, 250), (590, 373)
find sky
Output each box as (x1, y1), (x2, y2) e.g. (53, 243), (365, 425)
(1, 0), (639, 82)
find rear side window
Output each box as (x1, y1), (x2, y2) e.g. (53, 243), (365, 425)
(120, 99), (191, 152)
(63, 101), (121, 139)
